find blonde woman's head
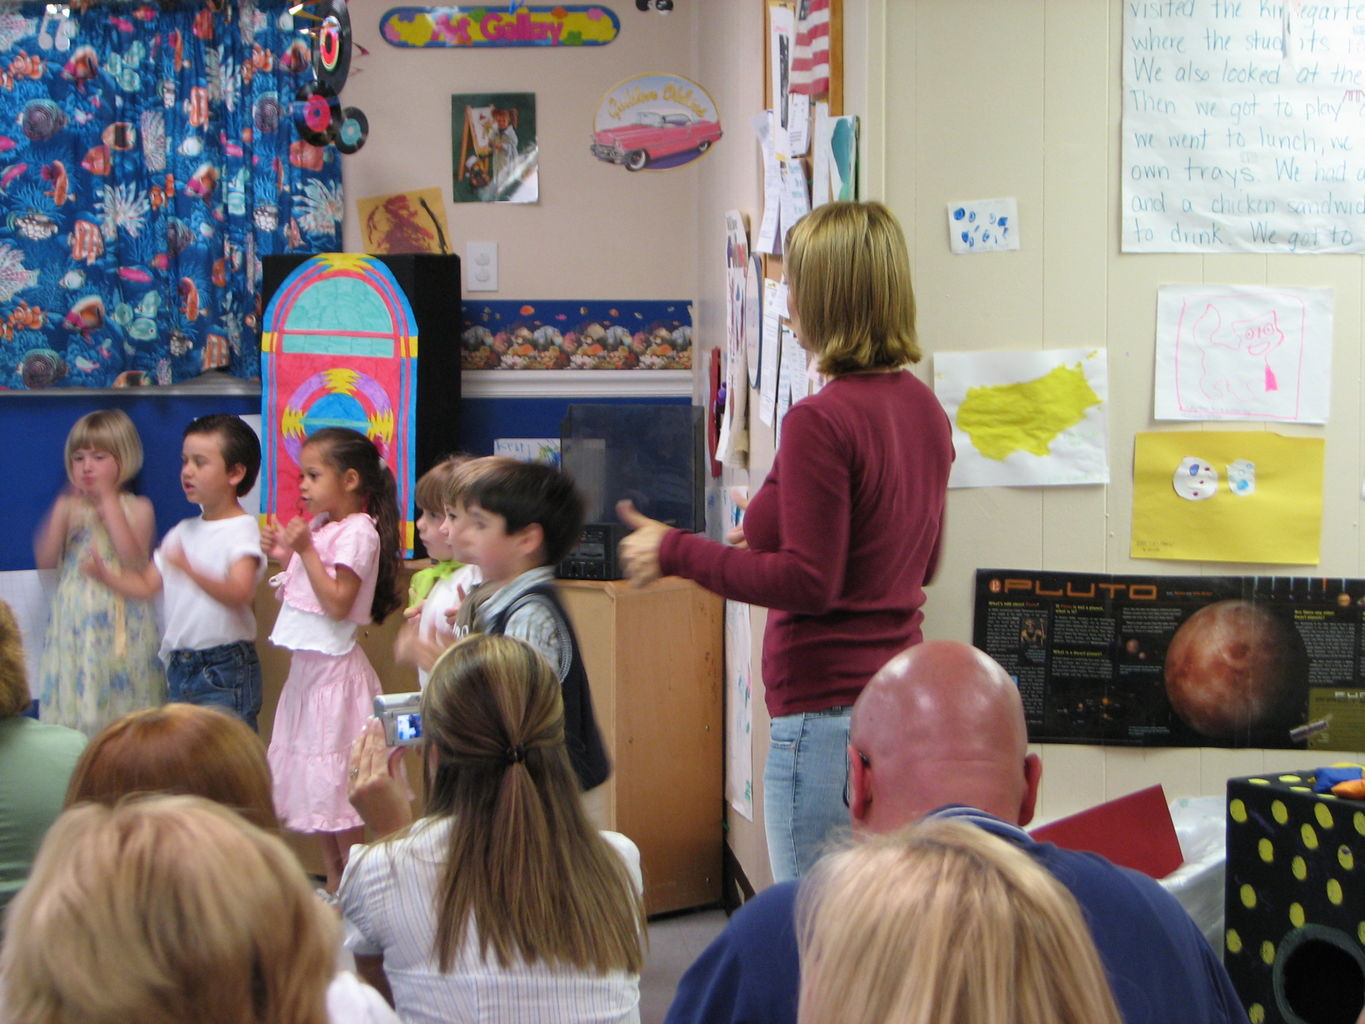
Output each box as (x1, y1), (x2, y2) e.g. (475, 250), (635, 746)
(785, 201), (920, 376)
(797, 818), (1122, 1024)
(0, 796), (335, 1024)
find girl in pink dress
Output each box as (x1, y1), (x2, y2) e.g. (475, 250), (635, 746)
(262, 428), (402, 891)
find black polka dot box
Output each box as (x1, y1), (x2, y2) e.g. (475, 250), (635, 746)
(1224, 770), (1365, 1024)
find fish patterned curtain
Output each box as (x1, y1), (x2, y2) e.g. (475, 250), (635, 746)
(0, 0), (344, 388)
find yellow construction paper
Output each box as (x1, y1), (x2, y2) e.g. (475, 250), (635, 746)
(1132, 431), (1323, 564)
(357, 188), (451, 255)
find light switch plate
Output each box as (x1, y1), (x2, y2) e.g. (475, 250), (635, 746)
(466, 241), (498, 292)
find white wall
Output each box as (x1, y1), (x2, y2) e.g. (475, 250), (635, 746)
(873, 0), (1365, 824)
(339, 6), (701, 299)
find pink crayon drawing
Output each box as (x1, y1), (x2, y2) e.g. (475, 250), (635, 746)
(1172, 291), (1308, 421)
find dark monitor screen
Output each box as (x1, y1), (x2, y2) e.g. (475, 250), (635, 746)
(560, 404), (703, 532)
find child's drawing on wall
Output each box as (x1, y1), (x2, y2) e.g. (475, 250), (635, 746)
(452, 92), (538, 204)
(356, 187), (450, 254)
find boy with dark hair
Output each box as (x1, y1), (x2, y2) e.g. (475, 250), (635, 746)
(90, 414), (266, 729)
(446, 459), (609, 791)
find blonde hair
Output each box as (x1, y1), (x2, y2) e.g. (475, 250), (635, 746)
(64, 408), (143, 486)
(0, 796), (336, 1024)
(797, 818), (1122, 1024)
(0, 598), (30, 718)
(416, 454), (472, 516)
(65, 704), (279, 832)
(785, 201), (920, 376)
(416, 633), (645, 973)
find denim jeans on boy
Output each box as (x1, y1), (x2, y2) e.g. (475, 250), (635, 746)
(165, 640), (263, 732)
(763, 707), (853, 883)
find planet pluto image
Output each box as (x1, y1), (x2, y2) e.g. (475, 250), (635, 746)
(1163, 599), (1308, 743)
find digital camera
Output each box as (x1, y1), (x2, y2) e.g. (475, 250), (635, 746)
(374, 692), (423, 747)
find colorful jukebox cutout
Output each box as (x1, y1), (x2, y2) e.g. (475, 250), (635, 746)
(261, 254), (418, 554)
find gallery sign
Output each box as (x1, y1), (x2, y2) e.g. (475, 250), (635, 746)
(380, 6), (620, 48)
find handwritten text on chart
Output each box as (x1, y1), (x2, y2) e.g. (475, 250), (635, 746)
(1123, 2), (1365, 254)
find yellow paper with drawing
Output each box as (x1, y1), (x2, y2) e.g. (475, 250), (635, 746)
(1132, 431), (1323, 564)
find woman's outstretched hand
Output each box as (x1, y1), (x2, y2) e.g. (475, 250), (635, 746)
(616, 500), (670, 588)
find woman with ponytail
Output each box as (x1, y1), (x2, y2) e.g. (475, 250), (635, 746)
(338, 634), (646, 1023)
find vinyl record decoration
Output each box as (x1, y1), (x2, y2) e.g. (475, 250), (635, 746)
(293, 80), (340, 146)
(335, 107), (368, 155)
(311, 0), (352, 91)
(294, 0), (369, 155)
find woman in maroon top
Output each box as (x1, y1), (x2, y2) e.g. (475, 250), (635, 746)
(618, 201), (953, 881)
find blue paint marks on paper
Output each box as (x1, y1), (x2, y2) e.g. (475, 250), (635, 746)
(948, 198), (1021, 254)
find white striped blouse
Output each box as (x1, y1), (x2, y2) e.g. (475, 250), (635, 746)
(340, 817), (643, 1024)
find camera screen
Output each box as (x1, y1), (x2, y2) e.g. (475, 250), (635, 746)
(395, 712), (422, 743)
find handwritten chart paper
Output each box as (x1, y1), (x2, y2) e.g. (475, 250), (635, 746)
(1154, 284), (1333, 423)
(1124, 4), (1365, 253)
(934, 349), (1109, 488)
(1132, 431), (1324, 564)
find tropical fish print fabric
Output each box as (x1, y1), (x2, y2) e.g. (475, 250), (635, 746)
(0, 1), (343, 389)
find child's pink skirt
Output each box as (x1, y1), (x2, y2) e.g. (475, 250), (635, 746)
(267, 646), (380, 833)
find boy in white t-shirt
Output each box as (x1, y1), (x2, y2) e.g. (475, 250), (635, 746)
(89, 415), (266, 729)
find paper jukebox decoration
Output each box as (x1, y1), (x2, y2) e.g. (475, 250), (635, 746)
(261, 253), (418, 554)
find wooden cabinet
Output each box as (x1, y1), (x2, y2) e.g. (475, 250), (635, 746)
(559, 577), (724, 916)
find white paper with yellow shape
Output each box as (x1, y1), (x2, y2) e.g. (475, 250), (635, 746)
(934, 348), (1109, 488)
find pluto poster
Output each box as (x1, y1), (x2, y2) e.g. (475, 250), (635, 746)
(974, 569), (1365, 750)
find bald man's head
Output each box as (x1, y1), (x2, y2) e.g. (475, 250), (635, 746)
(847, 641), (1041, 833)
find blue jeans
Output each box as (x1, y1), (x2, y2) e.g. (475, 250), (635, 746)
(165, 641), (263, 732)
(764, 707), (853, 882)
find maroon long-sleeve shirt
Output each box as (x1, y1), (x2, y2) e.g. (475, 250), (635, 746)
(660, 371), (954, 718)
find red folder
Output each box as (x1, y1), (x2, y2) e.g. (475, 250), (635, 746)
(1029, 783), (1184, 880)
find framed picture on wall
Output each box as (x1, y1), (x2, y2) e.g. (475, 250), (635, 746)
(451, 92), (539, 203)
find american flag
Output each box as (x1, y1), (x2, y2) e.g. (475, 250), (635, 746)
(789, 0), (830, 96)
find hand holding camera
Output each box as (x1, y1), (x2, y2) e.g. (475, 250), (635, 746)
(346, 717), (416, 839)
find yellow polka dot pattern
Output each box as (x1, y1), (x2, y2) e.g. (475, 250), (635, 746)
(1226, 771), (1365, 1017)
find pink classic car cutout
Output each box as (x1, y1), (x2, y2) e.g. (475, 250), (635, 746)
(590, 109), (723, 171)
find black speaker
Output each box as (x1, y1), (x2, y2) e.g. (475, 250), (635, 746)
(261, 252), (462, 558)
